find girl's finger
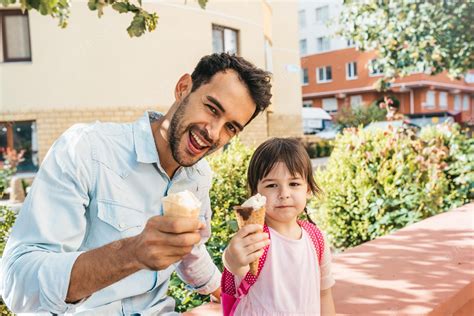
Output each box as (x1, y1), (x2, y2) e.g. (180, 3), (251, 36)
(245, 249), (264, 264)
(241, 232), (269, 247)
(236, 224), (264, 237)
(244, 239), (270, 254)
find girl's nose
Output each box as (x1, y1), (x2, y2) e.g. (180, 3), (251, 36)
(279, 189), (290, 200)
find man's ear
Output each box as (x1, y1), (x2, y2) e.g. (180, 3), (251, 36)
(174, 74), (192, 101)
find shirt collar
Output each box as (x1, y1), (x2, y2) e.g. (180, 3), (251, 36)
(132, 111), (161, 164)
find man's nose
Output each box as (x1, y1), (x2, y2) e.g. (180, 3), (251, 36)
(206, 120), (224, 143)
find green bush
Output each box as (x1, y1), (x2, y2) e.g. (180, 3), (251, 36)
(418, 123), (474, 208)
(168, 139), (254, 312)
(310, 123), (473, 250)
(0, 205), (16, 315)
(304, 140), (334, 158)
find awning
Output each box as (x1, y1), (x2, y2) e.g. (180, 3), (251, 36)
(302, 107), (332, 120)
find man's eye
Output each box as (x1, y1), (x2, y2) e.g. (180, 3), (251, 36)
(226, 123), (237, 134)
(206, 104), (217, 115)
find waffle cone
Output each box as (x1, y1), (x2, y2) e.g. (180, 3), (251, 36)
(162, 200), (200, 218)
(234, 206), (266, 275)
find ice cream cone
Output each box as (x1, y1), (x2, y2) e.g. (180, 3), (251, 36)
(162, 190), (201, 218)
(234, 205), (266, 275)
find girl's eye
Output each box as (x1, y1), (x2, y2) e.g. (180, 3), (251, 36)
(290, 182), (302, 187)
(265, 183), (277, 188)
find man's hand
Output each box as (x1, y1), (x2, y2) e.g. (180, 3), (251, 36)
(132, 215), (204, 271)
(224, 224), (270, 277)
(67, 215), (204, 303)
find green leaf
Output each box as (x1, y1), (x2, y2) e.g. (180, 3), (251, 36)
(87, 0), (97, 11)
(127, 13), (146, 37)
(111, 2), (128, 13)
(197, 0), (207, 9)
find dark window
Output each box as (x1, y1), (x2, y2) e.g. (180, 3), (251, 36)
(0, 10), (32, 62)
(0, 121), (38, 172)
(212, 24), (238, 55)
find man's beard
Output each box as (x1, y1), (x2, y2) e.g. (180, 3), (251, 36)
(168, 96), (219, 167)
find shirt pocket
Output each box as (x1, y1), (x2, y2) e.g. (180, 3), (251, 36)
(97, 200), (146, 238)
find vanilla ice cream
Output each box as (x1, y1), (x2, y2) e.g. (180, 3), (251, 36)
(241, 193), (266, 210)
(162, 190), (201, 218)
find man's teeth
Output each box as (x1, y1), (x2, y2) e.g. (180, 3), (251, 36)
(191, 131), (207, 147)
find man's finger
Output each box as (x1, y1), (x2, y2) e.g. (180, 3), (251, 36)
(150, 216), (203, 233)
(163, 231), (202, 247)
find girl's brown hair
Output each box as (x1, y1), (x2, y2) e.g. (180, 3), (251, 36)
(247, 138), (321, 223)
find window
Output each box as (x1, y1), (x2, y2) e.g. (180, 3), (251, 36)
(0, 121), (38, 172)
(322, 98), (338, 113)
(299, 39), (307, 55)
(303, 100), (313, 108)
(299, 10), (306, 28)
(350, 95), (363, 108)
(212, 25), (238, 55)
(347, 39), (355, 47)
(315, 6), (329, 23)
(346, 62), (357, 79)
(264, 37), (273, 72)
(454, 95), (461, 111)
(0, 10), (32, 62)
(316, 37), (330, 52)
(439, 92), (448, 109)
(425, 91), (436, 108)
(463, 95), (470, 111)
(301, 68), (309, 85)
(317, 66), (332, 83)
(369, 59), (383, 76)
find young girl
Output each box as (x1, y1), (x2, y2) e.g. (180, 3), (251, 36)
(222, 138), (336, 315)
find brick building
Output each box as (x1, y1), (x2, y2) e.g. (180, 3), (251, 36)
(298, 1), (474, 130)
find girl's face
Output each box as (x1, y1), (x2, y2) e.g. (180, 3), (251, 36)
(257, 162), (309, 226)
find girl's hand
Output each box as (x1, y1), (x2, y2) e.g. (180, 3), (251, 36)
(224, 224), (270, 277)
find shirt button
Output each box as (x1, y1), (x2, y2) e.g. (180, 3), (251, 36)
(119, 223), (125, 229)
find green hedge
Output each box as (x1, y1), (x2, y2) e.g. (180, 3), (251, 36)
(303, 139), (334, 158)
(310, 123), (473, 250)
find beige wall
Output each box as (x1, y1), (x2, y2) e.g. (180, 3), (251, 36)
(0, 0), (302, 162)
(267, 0), (302, 136)
(0, 1), (268, 110)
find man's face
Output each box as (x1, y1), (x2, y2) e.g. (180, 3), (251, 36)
(168, 70), (257, 167)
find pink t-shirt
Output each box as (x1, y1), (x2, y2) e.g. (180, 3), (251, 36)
(233, 227), (335, 316)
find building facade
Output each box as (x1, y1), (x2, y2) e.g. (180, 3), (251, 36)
(0, 0), (303, 172)
(298, 0), (474, 129)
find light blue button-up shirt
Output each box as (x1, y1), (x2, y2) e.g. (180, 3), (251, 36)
(1, 112), (221, 315)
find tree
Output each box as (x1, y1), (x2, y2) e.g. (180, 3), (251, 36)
(339, 0), (474, 87)
(334, 102), (388, 130)
(0, 0), (208, 37)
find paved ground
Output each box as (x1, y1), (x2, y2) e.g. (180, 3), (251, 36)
(311, 157), (329, 171)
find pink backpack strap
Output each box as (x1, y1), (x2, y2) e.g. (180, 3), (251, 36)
(298, 220), (324, 265)
(221, 224), (271, 297)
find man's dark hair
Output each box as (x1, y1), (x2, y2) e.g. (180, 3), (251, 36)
(191, 53), (272, 123)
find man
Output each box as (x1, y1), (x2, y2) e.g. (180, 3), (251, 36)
(1, 53), (272, 314)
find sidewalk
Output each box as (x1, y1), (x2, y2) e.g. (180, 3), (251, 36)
(311, 157), (329, 171)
